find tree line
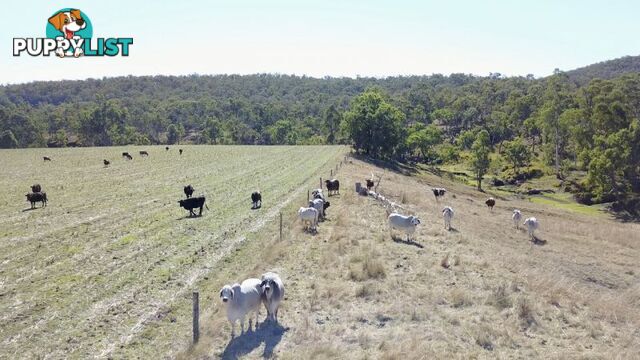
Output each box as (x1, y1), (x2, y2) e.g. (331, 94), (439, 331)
(0, 71), (638, 208)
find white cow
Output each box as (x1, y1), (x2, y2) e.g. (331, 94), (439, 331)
(442, 206), (454, 230)
(523, 217), (539, 240)
(309, 198), (326, 221)
(388, 213), (421, 241)
(219, 278), (263, 337)
(298, 207), (319, 232)
(311, 189), (325, 201)
(260, 272), (285, 323)
(512, 210), (522, 229)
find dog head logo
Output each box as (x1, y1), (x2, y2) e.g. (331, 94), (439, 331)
(45, 8), (93, 57)
(48, 9), (87, 40)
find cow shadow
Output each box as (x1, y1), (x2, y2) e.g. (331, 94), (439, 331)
(221, 321), (288, 360)
(531, 236), (547, 246)
(21, 207), (39, 212)
(446, 227), (459, 233)
(391, 235), (424, 248)
(177, 214), (203, 220)
(250, 205), (262, 211)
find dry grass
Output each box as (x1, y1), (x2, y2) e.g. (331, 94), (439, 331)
(179, 157), (640, 359)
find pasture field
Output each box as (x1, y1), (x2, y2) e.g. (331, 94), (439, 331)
(184, 157), (639, 359)
(0, 145), (347, 358)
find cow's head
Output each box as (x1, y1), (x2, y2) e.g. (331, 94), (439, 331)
(220, 285), (234, 303)
(409, 216), (421, 226)
(260, 279), (275, 298)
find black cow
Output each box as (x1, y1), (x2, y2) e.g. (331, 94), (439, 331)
(323, 201), (331, 216)
(31, 184), (42, 193)
(324, 179), (340, 196)
(485, 197), (496, 211)
(366, 179), (374, 191)
(43, 156), (52, 161)
(251, 191), (262, 209)
(179, 149), (183, 155)
(184, 185), (194, 198)
(103, 159), (110, 166)
(139, 151), (149, 157)
(165, 146), (170, 151)
(26, 192), (47, 209)
(179, 196), (207, 217)
(432, 188), (446, 201)
(122, 152), (132, 160)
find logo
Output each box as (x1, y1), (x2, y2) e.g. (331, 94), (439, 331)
(13, 8), (133, 57)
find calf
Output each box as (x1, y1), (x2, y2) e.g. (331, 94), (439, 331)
(103, 159), (110, 166)
(179, 149), (183, 155)
(324, 179), (340, 196)
(43, 156), (52, 162)
(220, 278), (263, 337)
(178, 196), (207, 217)
(139, 151), (149, 157)
(31, 184), (42, 193)
(260, 272), (284, 323)
(26, 192), (47, 209)
(251, 191), (262, 209)
(183, 185), (194, 198)
(388, 213), (421, 241)
(485, 197), (496, 211)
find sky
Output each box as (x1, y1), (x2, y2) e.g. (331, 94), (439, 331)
(1, 0), (639, 84)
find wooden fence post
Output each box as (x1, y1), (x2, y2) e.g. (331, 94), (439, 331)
(330, 169), (333, 177)
(320, 177), (323, 190)
(192, 292), (199, 344)
(307, 189), (310, 202)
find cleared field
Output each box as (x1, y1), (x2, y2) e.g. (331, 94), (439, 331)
(0, 145), (347, 358)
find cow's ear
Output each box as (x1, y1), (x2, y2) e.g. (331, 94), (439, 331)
(48, 13), (64, 30)
(260, 280), (267, 287)
(70, 9), (82, 20)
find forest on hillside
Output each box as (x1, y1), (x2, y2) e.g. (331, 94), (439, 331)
(0, 65), (639, 213)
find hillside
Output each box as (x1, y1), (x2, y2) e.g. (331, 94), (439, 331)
(183, 157), (640, 359)
(565, 55), (640, 85)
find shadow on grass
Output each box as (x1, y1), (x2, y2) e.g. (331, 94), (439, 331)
(446, 227), (459, 233)
(176, 214), (204, 220)
(531, 236), (547, 246)
(391, 235), (424, 248)
(21, 207), (40, 212)
(352, 154), (417, 176)
(221, 321), (288, 360)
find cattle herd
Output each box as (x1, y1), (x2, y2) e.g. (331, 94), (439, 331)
(28, 154), (544, 340)
(384, 187), (540, 243)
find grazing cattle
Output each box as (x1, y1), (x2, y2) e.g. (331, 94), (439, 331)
(122, 152), (133, 160)
(165, 146), (170, 151)
(512, 210), (522, 229)
(251, 191), (262, 209)
(366, 179), (375, 191)
(183, 185), (194, 198)
(432, 188), (446, 202)
(220, 278), (263, 337)
(178, 196), (207, 217)
(31, 184), (42, 193)
(309, 198), (327, 221)
(443, 206), (454, 230)
(388, 213), (421, 241)
(103, 159), (110, 166)
(523, 217), (539, 240)
(324, 179), (340, 196)
(260, 272), (284, 323)
(311, 189), (325, 201)
(26, 192), (47, 209)
(179, 149), (183, 155)
(122, 152), (130, 157)
(139, 151), (149, 157)
(485, 197), (496, 211)
(43, 156), (52, 161)
(298, 207), (319, 232)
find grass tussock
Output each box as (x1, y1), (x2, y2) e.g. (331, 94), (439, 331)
(349, 252), (386, 281)
(450, 288), (472, 308)
(516, 296), (536, 328)
(487, 283), (512, 310)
